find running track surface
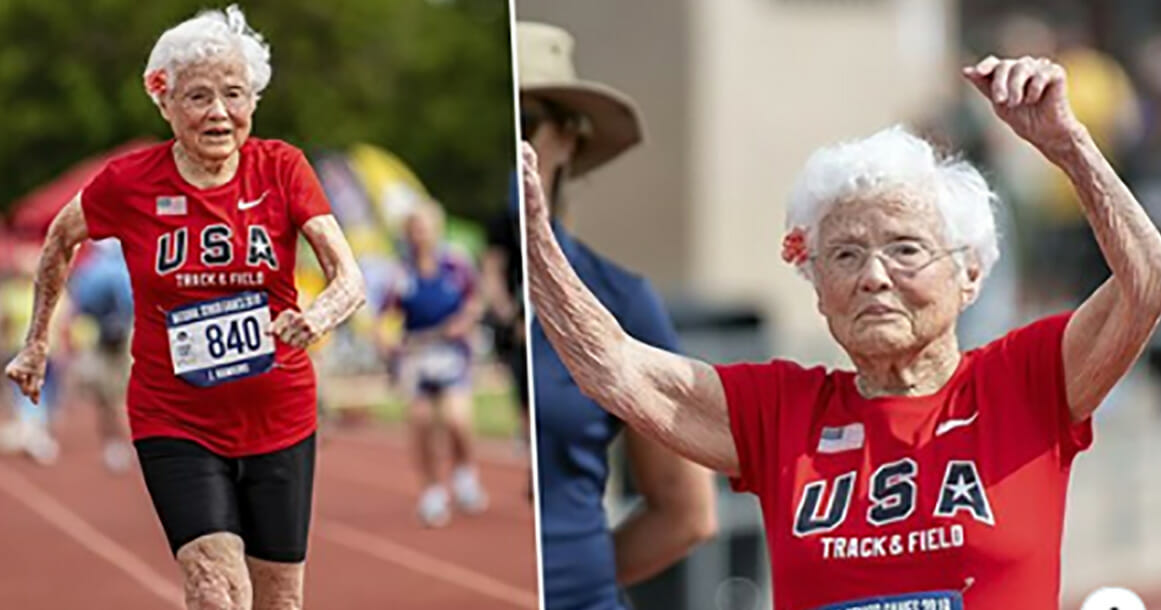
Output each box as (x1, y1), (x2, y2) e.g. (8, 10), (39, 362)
(0, 403), (538, 609)
(3, 405), (1157, 610)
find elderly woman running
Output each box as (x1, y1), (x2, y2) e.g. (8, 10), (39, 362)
(523, 54), (1161, 610)
(5, 6), (364, 609)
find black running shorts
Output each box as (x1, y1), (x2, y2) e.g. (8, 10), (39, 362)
(134, 433), (316, 563)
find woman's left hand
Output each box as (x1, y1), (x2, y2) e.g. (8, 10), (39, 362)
(269, 309), (322, 349)
(963, 55), (1082, 155)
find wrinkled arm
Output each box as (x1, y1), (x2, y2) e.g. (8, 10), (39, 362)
(27, 196), (89, 348)
(964, 56), (1161, 422)
(1054, 129), (1161, 421)
(5, 195), (89, 403)
(613, 429), (717, 585)
(300, 215), (366, 334)
(523, 147), (738, 474)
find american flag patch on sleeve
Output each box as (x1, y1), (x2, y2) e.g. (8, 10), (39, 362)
(156, 196), (187, 216)
(818, 423), (865, 453)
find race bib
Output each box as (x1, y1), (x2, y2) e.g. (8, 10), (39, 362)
(413, 342), (468, 383)
(167, 292), (276, 388)
(814, 591), (964, 610)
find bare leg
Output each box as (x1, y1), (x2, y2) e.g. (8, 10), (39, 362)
(439, 389), (487, 513)
(438, 388), (474, 467)
(408, 396), (439, 487)
(175, 532), (252, 610)
(410, 395), (450, 526)
(247, 557), (304, 610)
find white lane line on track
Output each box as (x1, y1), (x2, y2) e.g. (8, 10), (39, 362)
(316, 520), (537, 609)
(0, 463), (184, 607)
(322, 426), (529, 469)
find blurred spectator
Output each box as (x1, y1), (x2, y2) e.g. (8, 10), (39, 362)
(482, 172), (529, 484)
(61, 240), (134, 473)
(378, 199), (489, 528)
(0, 245), (61, 464)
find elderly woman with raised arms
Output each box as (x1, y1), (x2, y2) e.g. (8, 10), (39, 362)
(522, 54), (1161, 610)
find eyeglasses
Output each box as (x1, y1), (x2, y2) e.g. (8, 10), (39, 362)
(520, 98), (589, 139)
(176, 86), (254, 112)
(812, 241), (969, 275)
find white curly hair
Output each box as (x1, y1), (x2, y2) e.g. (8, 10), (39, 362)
(786, 125), (1001, 294)
(143, 4), (271, 106)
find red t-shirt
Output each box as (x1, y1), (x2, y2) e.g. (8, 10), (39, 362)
(80, 138), (331, 457)
(716, 313), (1092, 610)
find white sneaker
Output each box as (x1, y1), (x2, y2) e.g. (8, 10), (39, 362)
(23, 425), (59, 466)
(102, 441), (133, 474)
(451, 465), (488, 515)
(417, 485), (451, 528)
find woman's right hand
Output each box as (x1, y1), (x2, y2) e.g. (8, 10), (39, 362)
(5, 340), (49, 404)
(521, 142), (550, 225)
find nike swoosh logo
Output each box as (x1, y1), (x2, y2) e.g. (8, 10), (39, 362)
(238, 191), (269, 210)
(935, 412), (979, 437)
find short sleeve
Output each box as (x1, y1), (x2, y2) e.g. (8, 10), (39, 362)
(992, 312), (1093, 464)
(714, 361), (783, 496)
(80, 165), (124, 240)
(284, 148), (332, 228)
(620, 279), (680, 352)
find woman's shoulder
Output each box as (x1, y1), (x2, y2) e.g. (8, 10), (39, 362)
(243, 137), (306, 160)
(100, 141), (173, 179)
(968, 311), (1074, 361)
(716, 357), (836, 387)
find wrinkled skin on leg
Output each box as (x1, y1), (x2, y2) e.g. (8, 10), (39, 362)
(176, 532), (252, 610)
(247, 557), (305, 610)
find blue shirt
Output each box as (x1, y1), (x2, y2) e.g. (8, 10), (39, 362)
(69, 243), (134, 345)
(388, 250), (476, 333)
(536, 224), (681, 610)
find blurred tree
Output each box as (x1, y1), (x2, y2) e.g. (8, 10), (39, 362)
(0, 0), (515, 224)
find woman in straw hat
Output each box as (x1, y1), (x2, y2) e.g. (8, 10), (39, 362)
(522, 48), (1161, 609)
(517, 21), (718, 610)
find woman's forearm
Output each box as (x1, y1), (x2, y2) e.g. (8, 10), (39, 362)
(27, 200), (88, 347)
(301, 215), (366, 335)
(303, 268), (365, 335)
(1050, 127), (1161, 303)
(441, 295), (483, 338)
(613, 503), (715, 586)
(526, 214), (631, 408)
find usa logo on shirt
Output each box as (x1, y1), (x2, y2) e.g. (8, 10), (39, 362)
(156, 196), (187, 216)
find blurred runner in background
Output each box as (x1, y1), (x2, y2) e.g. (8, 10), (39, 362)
(381, 199), (489, 528)
(62, 239), (134, 473)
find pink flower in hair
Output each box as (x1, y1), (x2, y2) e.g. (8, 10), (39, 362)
(781, 226), (809, 266)
(145, 69), (168, 98)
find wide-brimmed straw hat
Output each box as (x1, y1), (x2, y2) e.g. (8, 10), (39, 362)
(517, 21), (644, 177)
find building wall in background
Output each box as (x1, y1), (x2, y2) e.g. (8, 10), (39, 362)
(514, 0), (693, 291)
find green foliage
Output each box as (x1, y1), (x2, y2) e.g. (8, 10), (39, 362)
(0, 0), (515, 224)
